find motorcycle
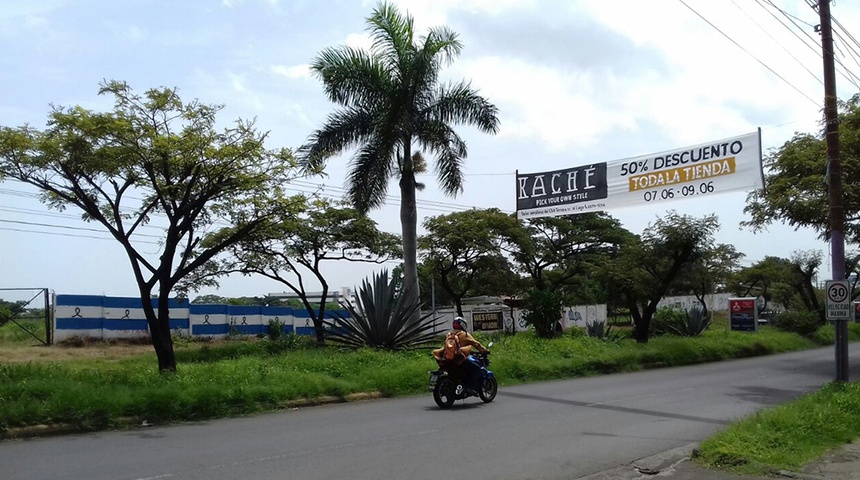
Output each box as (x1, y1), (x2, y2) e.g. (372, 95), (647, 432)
(429, 342), (498, 408)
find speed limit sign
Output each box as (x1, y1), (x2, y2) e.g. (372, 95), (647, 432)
(826, 280), (852, 321)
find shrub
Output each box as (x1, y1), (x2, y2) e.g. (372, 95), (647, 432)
(522, 288), (564, 339)
(267, 318), (284, 341)
(772, 310), (822, 337)
(569, 326), (588, 339)
(651, 305), (711, 337)
(324, 270), (438, 350)
(651, 307), (688, 336)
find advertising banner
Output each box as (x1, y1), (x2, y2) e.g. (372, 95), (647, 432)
(516, 131), (763, 219)
(729, 297), (758, 332)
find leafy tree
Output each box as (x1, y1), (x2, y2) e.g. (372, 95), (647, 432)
(728, 256), (793, 314)
(419, 208), (521, 315)
(299, 2), (499, 320)
(509, 213), (631, 298)
(729, 251), (824, 318)
(191, 294), (229, 305)
(670, 243), (744, 315)
(521, 288), (564, 339)
(606, 212), (719, 343)
(0, 81), (298, 372)
(209, 197), (401, 344)
(788, 250), (824, 316)
(743, 93), (860, 244)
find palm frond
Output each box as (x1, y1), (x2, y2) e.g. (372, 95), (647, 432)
(298, 107), (377, 173)
(311, 46), (390, 108)
(347, 133), (397, 213)
(367, 2), (414, 78)
(416, 120), (467, 196)
(422, 26), (463, 66)
(425, 81), (500, 134)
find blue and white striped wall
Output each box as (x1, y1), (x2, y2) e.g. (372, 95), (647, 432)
(54, 294), (349, 342)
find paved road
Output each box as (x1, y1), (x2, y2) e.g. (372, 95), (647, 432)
(1, 346), (857, 480)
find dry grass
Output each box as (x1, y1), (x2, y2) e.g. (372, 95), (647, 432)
(0, 342), (156, 363)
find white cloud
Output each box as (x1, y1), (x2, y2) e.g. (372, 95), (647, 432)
(270, 64), (311, 80)
(345, 32), (373, 51)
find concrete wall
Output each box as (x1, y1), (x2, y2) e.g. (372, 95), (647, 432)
(54, 294), (347, 342)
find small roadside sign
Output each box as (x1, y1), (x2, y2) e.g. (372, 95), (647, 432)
(826, 280), (852, 321)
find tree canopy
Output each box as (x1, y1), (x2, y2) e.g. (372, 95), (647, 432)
(208, 196), (401, 343)
(604, 212), (720, 343)
(744, 93), (860, 244)
(0, 81), (299, 371)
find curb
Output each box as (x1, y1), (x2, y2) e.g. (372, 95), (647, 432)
(1, 391), (385, 440)
(574, 443), (698, 479)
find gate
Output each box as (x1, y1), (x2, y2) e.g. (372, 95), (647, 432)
(0, 288), (52, 345)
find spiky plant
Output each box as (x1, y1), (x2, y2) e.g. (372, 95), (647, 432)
(669, 305), (712, 336)
(325, 270), (439, 349)
(586, 319), (611, 340)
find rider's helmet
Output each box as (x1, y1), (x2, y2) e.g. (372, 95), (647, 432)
(452, 316), (467, 331)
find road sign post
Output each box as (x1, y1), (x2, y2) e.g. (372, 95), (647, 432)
(826, 280), (851, 321)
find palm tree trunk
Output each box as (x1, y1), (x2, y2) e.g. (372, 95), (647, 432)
(399, 144), (421, 321)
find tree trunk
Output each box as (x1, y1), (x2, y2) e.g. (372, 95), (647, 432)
(150, 288), (177, 373)
(399, 144), (421, 321)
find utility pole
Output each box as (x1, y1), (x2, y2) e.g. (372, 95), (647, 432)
(818, 0), (847, 382)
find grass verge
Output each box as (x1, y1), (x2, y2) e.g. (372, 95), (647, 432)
(695, 380), (860, 475)
(0, 319), (856, 438)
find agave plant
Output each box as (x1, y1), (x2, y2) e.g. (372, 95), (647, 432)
(586, 319), (609, 339)
(324, 270), (439, 350)
(669, 305), (711, 336)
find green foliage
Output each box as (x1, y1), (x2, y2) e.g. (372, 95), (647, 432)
(696, 382), (860, 475)
(772, 310), (822, 337)
(743, 93), (860, 244)
(267, 318), (284, 341)
(651, 306), (711, 337)
(324, 270), (438, 350)
(511, 213), (631, 295)
(419, 208), (523, 310)
(651, 307), (688, 336)
(0, 81), (301, 371)
(569, 326), (588, 339)
(521, 288), (564, 339)
(0, 319), (46, 345)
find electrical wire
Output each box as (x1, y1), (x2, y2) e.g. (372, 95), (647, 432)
(729, 0), (823, 86)
(760, 0), (860, 90)
(677, 0), (820, 107)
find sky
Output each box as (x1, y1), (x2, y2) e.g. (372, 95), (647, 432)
(1, 0), (859, 303)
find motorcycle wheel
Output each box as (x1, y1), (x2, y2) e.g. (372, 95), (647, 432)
(433, 377), (457, 408)
(479, 376), (498, 403)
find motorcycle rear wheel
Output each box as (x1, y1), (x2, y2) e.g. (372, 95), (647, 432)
(433, 377), (456, 408)
(479, 376), (498, 403)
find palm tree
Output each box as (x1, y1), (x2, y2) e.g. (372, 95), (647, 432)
(299, 2), (499, 314)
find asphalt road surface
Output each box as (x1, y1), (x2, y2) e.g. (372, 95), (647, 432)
(1, 345), (857, 480)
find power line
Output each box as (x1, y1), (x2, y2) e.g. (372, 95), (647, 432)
(0, 226), (161, 245)
(759, 0), (860, 90)
(729, 0), (823, 86)
(0, 218), (164, 239)
(678, 0), (820, 107)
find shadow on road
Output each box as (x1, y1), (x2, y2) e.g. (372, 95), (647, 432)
(497, 391), (729, 425)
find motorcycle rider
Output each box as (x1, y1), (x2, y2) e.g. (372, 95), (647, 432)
(432, 317), (489, 394)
